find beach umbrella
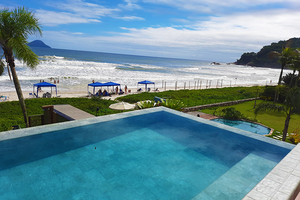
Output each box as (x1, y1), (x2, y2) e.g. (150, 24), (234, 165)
(109, 102), (135, 111)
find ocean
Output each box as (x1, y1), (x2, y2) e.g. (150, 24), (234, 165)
(0, 47), (290, 92)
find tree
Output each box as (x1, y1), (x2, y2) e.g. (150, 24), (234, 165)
(269, 47), (296, 102)
(254, 87), (300, 141)
(0, 7), (42, 127)
(269, 47), (296, 85)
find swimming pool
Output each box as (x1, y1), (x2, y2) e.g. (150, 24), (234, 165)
(0, 107), (294, 199)
(211, 118), (271, 135)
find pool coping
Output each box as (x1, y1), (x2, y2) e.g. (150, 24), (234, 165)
(0, 106), (297, 199)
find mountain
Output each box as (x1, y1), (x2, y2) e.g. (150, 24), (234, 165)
(235, 37), (300, 68)
(28, 40), (51, 48)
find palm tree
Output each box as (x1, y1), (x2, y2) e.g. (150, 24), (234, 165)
(269, 47), (296, 102)
(269, 47), (295, 85)
(254, 87), (300, 141)
(0, 7), (42, 127)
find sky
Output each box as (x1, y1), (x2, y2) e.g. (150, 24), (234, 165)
(1, 0), (300, 62)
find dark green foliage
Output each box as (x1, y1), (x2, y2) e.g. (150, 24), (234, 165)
(219, 107), (243, 120)
(236, 37), (300, 68)
(282, 73), (300, 87)
(0, 60), (4, 76)
(117, 87), (259, 107)
(260, 86), (288, 103)
(235, 52), (256, 66)
(0, 97), (119, 131)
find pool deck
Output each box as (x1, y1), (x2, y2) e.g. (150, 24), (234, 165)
(186, 111), (219, 120)
(53, 104), (95, 121)
(243, 143), (300, 200)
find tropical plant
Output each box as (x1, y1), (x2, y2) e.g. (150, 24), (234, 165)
(289, 128), (300, 144)
(136, 100), (156, 109)
(269, 47), (296, 85)
(219, 107), (243, 120)
(0, 7), (42, 127)
(255, 87), (300, 141)
(282, 73), (300, 87)
(159, 99), (186, 111)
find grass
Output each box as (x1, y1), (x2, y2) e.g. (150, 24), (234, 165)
(201, 100), (300, 135)
(0, 97), (119, 132)
(117, 86), (260, 106)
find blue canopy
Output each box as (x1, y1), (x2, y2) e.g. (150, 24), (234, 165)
(87, 81), (121, 95)
(138, 80), (155, 91)
(33, 82), (57, 98)
(102, 81), (120, 86)
(87, 82), (104, 95)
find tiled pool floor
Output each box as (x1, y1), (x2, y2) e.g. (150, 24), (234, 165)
(0, 127), (278, 200)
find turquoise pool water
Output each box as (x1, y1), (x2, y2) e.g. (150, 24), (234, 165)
(0, 108), (294, 199)
(211, 118), (271, 135)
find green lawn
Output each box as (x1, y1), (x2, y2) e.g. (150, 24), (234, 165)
(0, 97), (119, 132)
(117, 86), (260, 106)
(201, 100), (300, 134)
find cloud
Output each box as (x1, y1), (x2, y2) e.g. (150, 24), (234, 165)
(50, 0), (120, 18)
(142, 0), (300, 13)
(114, 16), (145, 21)
(36, 10), (101, 26)
(119, 0), (142, 10)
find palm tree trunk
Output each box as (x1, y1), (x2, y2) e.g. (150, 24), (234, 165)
(6, 51), (29, 127)
(274, 63), (285, 102)
(282, 112), (291, 141)
(295, 71), (300, 87)
(277, 63), (285, 85)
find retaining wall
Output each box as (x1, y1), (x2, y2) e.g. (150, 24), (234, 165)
(183, 97), (258, 112)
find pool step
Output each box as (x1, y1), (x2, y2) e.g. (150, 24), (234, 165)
(192, 153), (277, 200)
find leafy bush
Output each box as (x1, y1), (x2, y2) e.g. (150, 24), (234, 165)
(159, 99), (186, 111)
(260, 86), (288, 103)
(282, 73), (300, 87)
(136, 101), (156, 109)
(219, 107), (243, 120)
(289, 128), (300, 144)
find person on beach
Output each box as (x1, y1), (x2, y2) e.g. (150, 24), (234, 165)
(116, 86), (118, 95)
(125, 85), (127, 94)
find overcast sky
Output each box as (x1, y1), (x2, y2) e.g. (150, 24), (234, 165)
(2, 0), (300, 62)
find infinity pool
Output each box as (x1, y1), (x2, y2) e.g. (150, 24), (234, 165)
(211, 118), (271, 135)
(0, 107), (294, 199)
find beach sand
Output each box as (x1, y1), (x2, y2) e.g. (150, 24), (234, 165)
(0, 83), (270, 102)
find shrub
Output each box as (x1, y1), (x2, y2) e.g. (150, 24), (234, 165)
(136, 101), (156, 109)
(260, 86), (288, 103)
(220, 107), (243, 120)
(289, 128), (300, 144)
(159, 99), (187, 111)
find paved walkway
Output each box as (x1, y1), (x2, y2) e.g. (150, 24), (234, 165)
(53, 104), (95, 121)
(186, 111), (218, 120)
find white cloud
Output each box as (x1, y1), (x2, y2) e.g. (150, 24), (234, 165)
(36, 10), (101, 26)
(142, 0), (300, 13)
(51, 0), (120, 18)
(114, 16), (145, 21)
(119, 0), (142, 10)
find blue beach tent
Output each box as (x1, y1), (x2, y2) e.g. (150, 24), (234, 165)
(33, 82), (57, 98)
(138, 80), (155, 91)
(87, 82), (104, 95)
(102, 81), (121, 87)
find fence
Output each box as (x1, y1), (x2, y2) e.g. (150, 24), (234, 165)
(28, 114), (44, 127)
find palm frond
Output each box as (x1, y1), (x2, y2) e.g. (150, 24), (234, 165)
(254, 102), (285, 116)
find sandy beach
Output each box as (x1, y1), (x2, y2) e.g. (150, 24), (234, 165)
(0, 82), (272, 102)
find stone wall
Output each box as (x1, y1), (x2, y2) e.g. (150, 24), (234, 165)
(183, 97), (258, 112)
